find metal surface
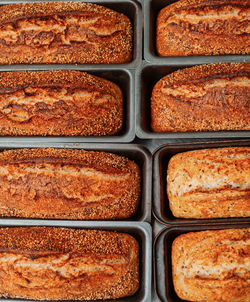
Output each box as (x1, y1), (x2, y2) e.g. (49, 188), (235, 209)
(0, 143), (152, 222)
(136, 61), (250, 139)
(152, 218), (165, 302)
(0, 0), (142, 70)
(0, 66), (136, 143)
(153, 140), (250, 226)
(0, 1), (249, 301)
(154, 224), (249, 302)
(144, 0), (250, 65)
(0, 220), (152, 302)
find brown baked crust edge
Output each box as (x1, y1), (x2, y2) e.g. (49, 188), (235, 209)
(152, 62), (250, 88)
(0, 70), (122, 92)
(0, 147), (140, 177)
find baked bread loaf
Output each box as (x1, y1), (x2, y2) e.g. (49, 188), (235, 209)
(0, 70), (123, 136)
(0, 227), (139, 300)
(0, 2), (132, 64)
(172, 228), (250, 302)
(0, 148), (140, 219)
(156, 0), (250, 56)
(167, 147), (250, 219)
(151, 63), (250, 132)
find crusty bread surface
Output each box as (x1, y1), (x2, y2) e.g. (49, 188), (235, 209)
(0, 70), (123, 136)
(0, 227), (139, 300)
(151, 63), (250, 132)
(0, 2), (132, 64)
(156, 0), (250, 56)
(0, 148), (140, 219)
(172, 228), (250, 302)
(167, 147), (250, 218)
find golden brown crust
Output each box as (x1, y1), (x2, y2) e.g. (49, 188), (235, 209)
(0, 70), (123, 136)
(0, 148), (141, 220)
(172, 228), (250, 302)
(0, 227), (139, 300)
(157, 0), (250, 56)
(0, 2), (132, 64)
(151, 63), (250, 132)
(167, 147), (250, 218)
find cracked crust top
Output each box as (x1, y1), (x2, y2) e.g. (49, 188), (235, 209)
(0, 2), (133, 64)
(0, 70), (123, 136)
(0, 226), (139, 300)
(156, 0), (250, 56)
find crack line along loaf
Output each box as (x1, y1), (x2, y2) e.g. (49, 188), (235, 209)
(156, 0), (250, 56)
(0, 148), (140, 219)
(167, 147), (250, 219)
(151, 63), (250, 132)
(0, 70), (123, 136)
(0, 2), (132, 64)
(0, 227), (139, 300)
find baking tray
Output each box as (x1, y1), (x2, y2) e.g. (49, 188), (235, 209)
(0, 220), (152, 302)
(136, 61), (250, 139)
(0, 0), (142, 69)
(152, 218), (165, 302)
(0, 143), (152, 222)
(0, 66), (135, 143)
(154, 224), (249, 302)
(144, 0), (250, 65)
(153, 140), (250, 226)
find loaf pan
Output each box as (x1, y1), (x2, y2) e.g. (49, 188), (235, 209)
(0, 220), (152, 302)
(154, 224), (249, 302)
(153, 140), (250, 226)
(0, 143), (152, 222)
(0, 0), (142, 69)
(144, 0), (250, 65)
(0, 66), (135, 143)
(136, 62), (250, 139)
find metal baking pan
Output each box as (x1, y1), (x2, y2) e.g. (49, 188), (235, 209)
(153, 140), (250, 226)
(154, 224), (249, 302)
(0, 0), (142, 69)
(144, 0), (250, 65)
(0, 220), (152, 302)
(136, 61), (250, 139)
(0, 66), (135, 143)
(152, 218), (166, 302)
(0, 143), (152, 222)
